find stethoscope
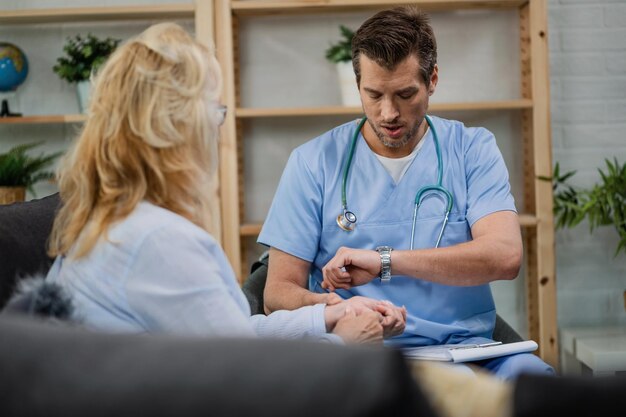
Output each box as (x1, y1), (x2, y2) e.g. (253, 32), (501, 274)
(336, 115), (454, 250)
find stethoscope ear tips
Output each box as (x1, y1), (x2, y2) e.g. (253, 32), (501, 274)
(337, 211), (357, 232)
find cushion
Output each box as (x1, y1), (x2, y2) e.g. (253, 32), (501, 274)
(514, 373), (626, 417)
(0, 315), (437, 417)
(0, 193), (61, 308)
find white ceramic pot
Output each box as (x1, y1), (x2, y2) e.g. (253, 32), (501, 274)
(76, 80), (91, 113)
(336, 61), (360, 107)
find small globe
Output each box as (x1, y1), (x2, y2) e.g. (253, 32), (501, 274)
(0, 42), (29, 93)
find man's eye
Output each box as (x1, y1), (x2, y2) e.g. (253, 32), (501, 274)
(399, 92), (415, 99)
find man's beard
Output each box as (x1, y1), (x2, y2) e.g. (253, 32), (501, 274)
(369, 118), (422, 149)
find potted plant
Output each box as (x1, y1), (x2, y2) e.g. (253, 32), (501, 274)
(325, 25), (360, 106)
(0, 142), (61, 205)
(542, 158), (626, 256)
(53, 34), (120, 113)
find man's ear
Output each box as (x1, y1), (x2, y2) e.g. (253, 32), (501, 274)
(428, 64), (439, 96)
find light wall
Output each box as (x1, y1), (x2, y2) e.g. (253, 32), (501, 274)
(548, 0), (626, 328)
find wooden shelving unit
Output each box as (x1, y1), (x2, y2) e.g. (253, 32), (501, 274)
(230, 0), (527, 15)
(236, 99), (533, 118)
(216, 0), (557, 367)
(0, 115), (87, 124)
(240, 214), (539, 237)
(0, 4), (195, 24)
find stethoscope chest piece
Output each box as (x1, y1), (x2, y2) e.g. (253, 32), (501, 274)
(337, 210), (357, 232)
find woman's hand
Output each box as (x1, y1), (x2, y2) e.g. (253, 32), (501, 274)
(321, 247), (380, 291)
(324, 296), (406, 338)
(332, 307), (383, 344)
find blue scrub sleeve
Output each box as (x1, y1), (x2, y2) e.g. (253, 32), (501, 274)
(258, 149), (323, 262)
(464, 128), (517, 226)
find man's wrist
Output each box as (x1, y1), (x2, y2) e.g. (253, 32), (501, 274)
(375, 246), (393, 283)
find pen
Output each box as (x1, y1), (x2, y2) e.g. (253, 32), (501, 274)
(449, 341), (502, 350)
(477, 342), (503, 347)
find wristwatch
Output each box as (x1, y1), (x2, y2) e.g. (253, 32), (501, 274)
(375, 246), (393, 284)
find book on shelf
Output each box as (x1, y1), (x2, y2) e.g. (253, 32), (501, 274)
(400, 340), (538, 363)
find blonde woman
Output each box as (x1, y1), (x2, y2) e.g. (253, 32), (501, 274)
(44, 23), (407, 343)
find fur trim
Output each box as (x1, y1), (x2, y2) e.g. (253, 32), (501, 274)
(5, 275), (74, 320)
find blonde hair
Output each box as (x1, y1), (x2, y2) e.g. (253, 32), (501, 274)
(48, 23), (223, 259)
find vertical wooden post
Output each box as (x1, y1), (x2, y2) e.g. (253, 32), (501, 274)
(194, 0), (223, 243)
(232, 15), (250, 280)
(194, 0), (213, 48)
(215, 0), (243, 281)
(522, 0), (559, 368)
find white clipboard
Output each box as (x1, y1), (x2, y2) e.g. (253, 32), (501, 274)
(401, 340), (539, 363)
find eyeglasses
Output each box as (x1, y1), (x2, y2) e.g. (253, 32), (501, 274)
(216, 104), (227, 126)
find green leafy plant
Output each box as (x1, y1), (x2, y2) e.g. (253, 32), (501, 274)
(325, 25), (355, 63)
(0, 143), (61, 194)
(53, 34), (120, 83)
(540, 159), (626, 256)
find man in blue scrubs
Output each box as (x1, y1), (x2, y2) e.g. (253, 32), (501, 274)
(258, 6), (553, 379)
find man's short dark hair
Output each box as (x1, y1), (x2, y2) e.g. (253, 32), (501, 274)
(352, 6), (437, 87)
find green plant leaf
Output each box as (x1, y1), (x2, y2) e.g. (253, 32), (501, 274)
(0, 142), (61, 188)
(549, 159), (626, 257)
(325, 25), (355, 64)
(53, 33), (121, 83)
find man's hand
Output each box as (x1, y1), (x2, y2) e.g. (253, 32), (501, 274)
(321, 247), (380, 291)
(374, 300), (407, 338)
(332, 308), (383, 344)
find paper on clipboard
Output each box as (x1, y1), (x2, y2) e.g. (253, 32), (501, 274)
(401, 340), (539, 363)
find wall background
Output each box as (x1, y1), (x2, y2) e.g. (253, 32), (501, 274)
(1, 0), (624, 343)
(548, 0), (626, 329)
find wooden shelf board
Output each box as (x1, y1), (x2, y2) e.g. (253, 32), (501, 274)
(1, 101), (532, 124)
(0, 4), (194, 24)
(0, 114), (87, 124)
(241, 213), (538, 236)
(236, 99), (533, 118)
(240, 223), (263, 237)
(232, 0), (527, 16)
(518, 214), (538, 227)
(0, 99), (532, 124)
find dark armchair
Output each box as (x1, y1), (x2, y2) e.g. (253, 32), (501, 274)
(0, 193), (60, 309)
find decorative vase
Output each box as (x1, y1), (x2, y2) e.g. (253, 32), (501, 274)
(0, 186), (26, 205)
(336, 61), (360, 107)
(76, 80), (91, 113)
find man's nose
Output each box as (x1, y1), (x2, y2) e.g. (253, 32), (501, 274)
(380, 98), (399, 122)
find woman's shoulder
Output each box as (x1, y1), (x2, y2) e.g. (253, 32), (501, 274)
(111, 202), (219, 251)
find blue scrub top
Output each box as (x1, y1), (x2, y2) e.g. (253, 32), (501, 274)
(259, 116), (517, 347)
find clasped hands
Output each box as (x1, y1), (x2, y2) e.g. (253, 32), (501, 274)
(324, 295), (407, 343)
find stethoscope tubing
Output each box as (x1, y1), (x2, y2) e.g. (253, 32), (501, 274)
(339, 115), (453, 249)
